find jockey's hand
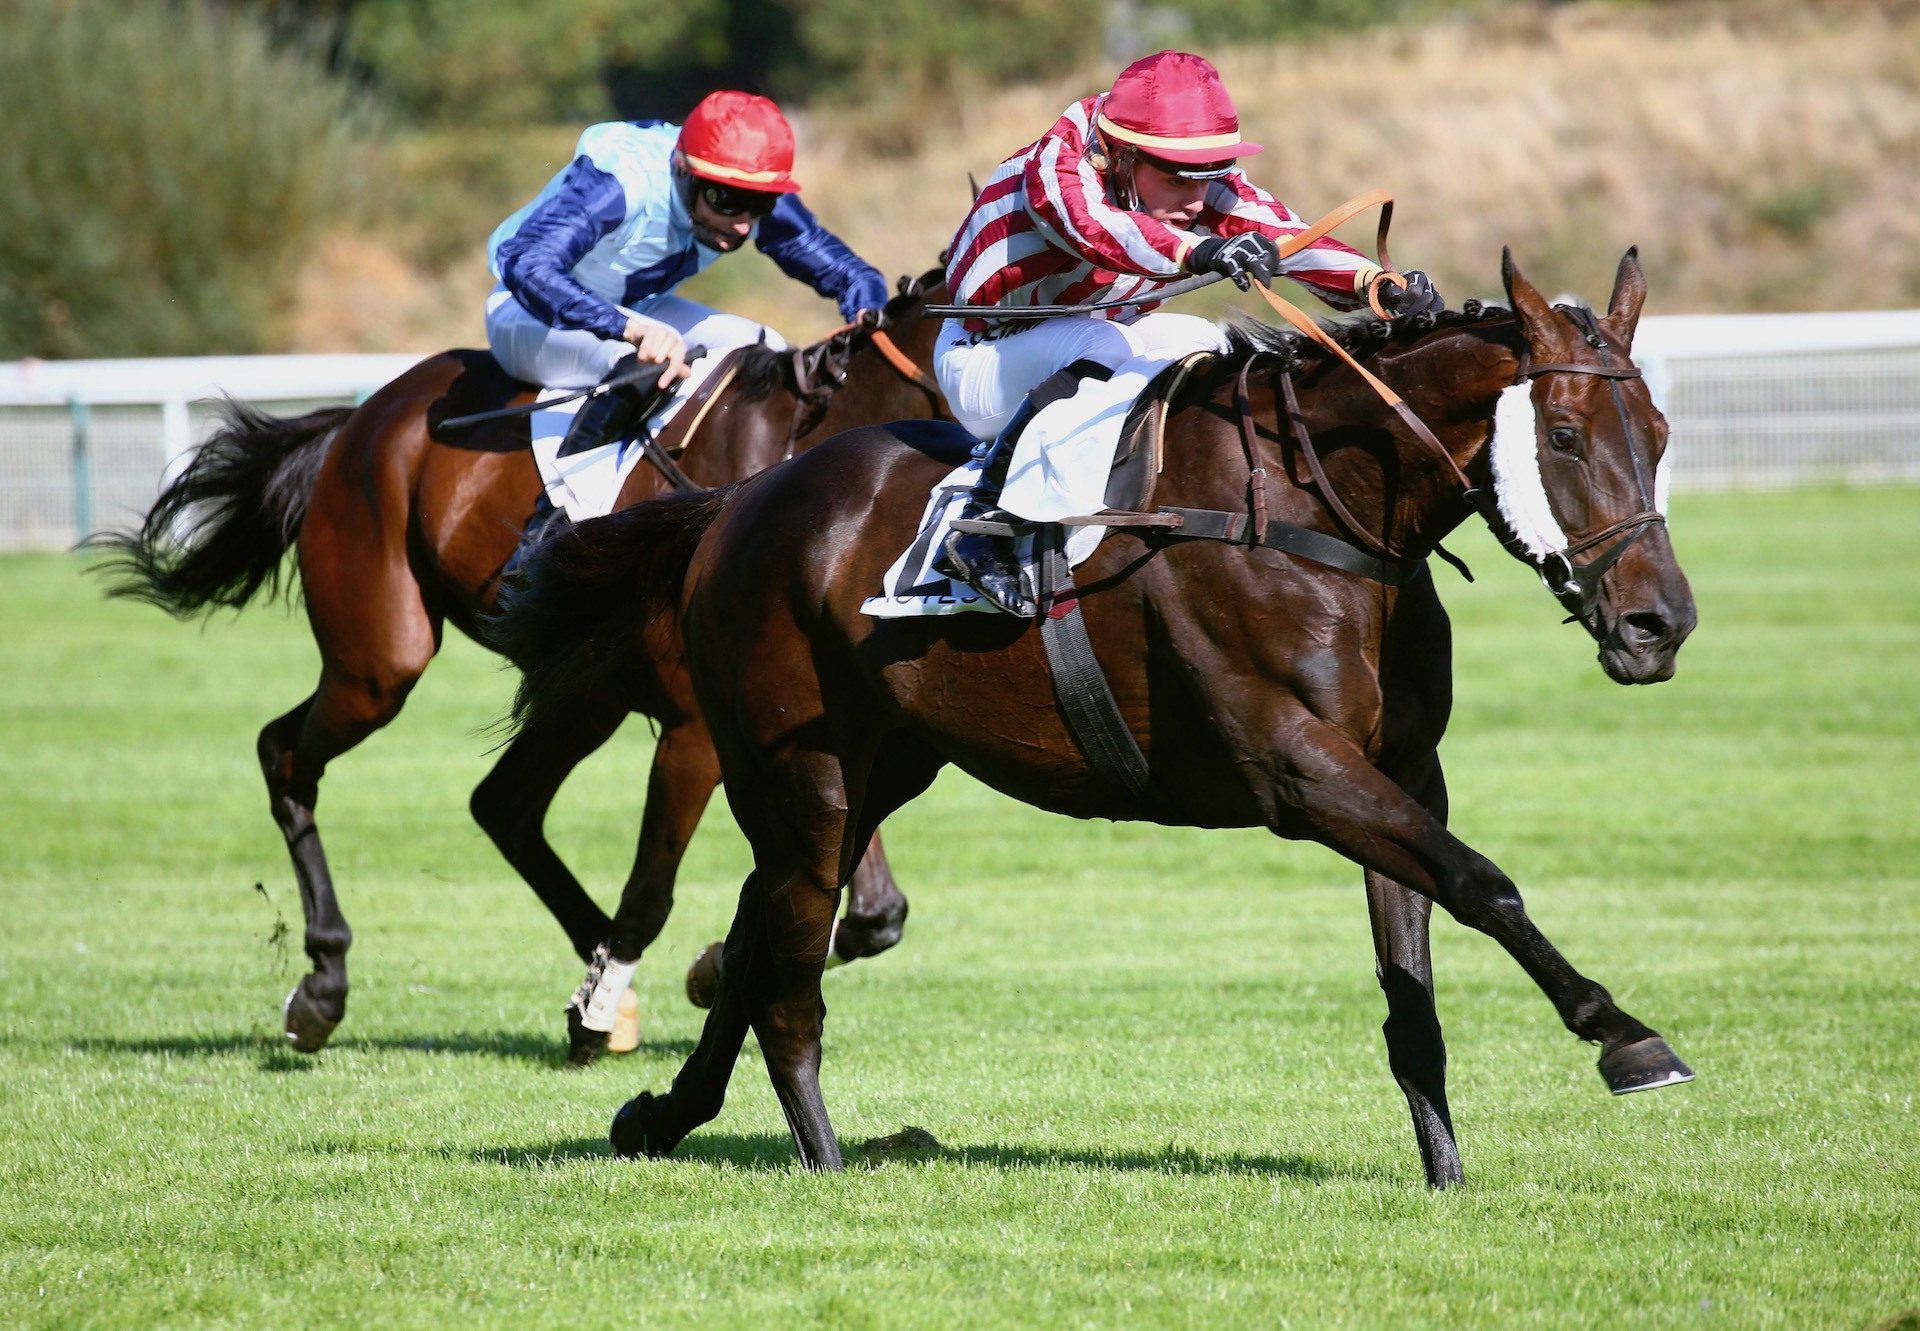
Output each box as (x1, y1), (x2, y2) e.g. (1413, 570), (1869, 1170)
(1378, 269), (1445, 322)
(622, 315), (690, 386)
(1188, 233), (1280, 291)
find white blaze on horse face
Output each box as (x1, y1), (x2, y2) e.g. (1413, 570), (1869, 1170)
(1490, 382), (1570, 559)
(1654, 447), (1672, 517)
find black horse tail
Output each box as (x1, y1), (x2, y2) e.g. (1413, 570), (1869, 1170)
(490, 484), (739, 736)
(90, 399), (350, 616)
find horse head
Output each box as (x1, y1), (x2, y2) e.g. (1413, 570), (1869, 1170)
(1488, 248), (1697, 684)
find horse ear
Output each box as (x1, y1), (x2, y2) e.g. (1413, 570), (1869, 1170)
(1501, 247), (1558, 341)
(1605, 246), (1647, 347)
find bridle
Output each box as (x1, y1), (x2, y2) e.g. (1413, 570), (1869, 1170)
(785, 277), (950, 454)
(1506, 304), (1667, 622)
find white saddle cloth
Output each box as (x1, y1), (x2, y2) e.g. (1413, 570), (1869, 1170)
(859, 362), (1164, 619)
(530, 353), (729, 522)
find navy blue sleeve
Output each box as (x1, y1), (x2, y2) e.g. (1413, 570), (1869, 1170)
(495, 156), (632, 340)
(756, 194), (890, 321)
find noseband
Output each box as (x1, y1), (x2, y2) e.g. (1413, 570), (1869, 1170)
(1509, 305), (1666, 621)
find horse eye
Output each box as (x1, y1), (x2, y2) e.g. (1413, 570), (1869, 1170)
(1548, 427), (1580, 453)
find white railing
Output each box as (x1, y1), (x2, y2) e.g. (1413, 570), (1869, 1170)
(4, 311), (1920, 551)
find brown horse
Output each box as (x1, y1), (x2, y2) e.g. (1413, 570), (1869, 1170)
(94, 270), (948, 1062)
(495, 249), (1697, 1184)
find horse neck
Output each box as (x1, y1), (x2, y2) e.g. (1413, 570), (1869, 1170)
(799, 311), (945, 446)
(676, 382), (798, 489)
(1202, 320), (1526, 560)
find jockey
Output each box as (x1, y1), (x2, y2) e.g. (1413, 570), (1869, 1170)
(485, 91), (890, 463)
(934, 50), (1444, 615)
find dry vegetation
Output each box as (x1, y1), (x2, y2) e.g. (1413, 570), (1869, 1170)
(290, 1), (1920, 351)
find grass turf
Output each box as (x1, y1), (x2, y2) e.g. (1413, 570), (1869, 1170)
(1, 488), (1916, 1329)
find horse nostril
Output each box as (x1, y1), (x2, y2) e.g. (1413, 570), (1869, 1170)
(1622, 611), (1669, 648)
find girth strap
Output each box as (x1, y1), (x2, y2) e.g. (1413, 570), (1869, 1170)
(1034, 528), (1153, 803)
(1153, 507), (1429, 585)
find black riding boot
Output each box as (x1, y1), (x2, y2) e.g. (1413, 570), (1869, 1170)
(556, 363), (656, 460)
(934, 361), (1108, 618)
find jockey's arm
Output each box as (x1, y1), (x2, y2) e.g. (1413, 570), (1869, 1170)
(493, 157), (633, 341)
(1021, 123), (1195, 280)
(1201, 175), (1382, 312)
(756, 195), (889, 322)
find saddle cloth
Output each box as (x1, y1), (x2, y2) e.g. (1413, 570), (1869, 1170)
(530, 348), (736, 522)
(860, 352), (1198, 619)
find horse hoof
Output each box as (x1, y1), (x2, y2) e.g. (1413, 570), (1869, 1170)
(607, 989), (641, 1054)
(610, 1092), (681, 1160)
(565, 1006), (608, 1067)
(685, 941), (723, 1010)
(282, 982), (340, 1054)
(1599, 1036), (1694, 1095)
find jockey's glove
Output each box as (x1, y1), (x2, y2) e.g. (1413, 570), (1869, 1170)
(1379, 269), (1445, 322)
(1188, 233), (1280, 291)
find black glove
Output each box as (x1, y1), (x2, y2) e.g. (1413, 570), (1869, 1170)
(1378, 269), (1444, 321)
(1188, 233), (1280, 291)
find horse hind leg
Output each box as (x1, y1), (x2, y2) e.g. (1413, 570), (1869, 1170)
(557, 718), (722, 1065)
(684, 755), (924, 1012)
(683, 826), (906, 1011)
(614, 845), (848, 1169)
(469, 702), (622, 966)
(612, 872), (769, 1160)
(834, 831), (909, 962)
(262, 652), (429, 1050)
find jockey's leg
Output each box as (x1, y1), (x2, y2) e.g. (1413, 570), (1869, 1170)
(932, 357), (1113, 617)
(931, 317), (1138, 614)
(486, 284), (649, 463)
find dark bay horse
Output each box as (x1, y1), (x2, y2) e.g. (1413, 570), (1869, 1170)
(94, 271), (948, 1061)
(495, 248), (1697, 1184)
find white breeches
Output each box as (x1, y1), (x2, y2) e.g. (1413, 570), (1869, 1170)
(933, 311), (1227, 441)
(484, 285), (789, 390)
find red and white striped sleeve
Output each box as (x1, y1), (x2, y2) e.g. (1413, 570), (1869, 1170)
(1021, 99), (1196, 280)
(1202, 174), (1381, 311)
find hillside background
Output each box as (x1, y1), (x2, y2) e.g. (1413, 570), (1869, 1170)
(6, 0), (1918, 358)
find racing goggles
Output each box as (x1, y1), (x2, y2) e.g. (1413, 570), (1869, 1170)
(1133, 151), (1236, 181)
(697, 181), (780, 219)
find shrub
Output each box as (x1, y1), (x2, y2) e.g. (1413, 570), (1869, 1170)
(0, 0), (369, 357)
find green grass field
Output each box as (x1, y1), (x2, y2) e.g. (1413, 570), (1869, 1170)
(2, 489), (1916, 1329)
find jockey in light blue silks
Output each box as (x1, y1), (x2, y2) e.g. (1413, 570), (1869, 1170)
(485, 90), (890, 463)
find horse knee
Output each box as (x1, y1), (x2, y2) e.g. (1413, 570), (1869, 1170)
(1439, 857), (1526, 934)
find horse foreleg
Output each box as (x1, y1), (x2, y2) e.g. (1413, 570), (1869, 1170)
(1279, 718), (1691, 1099)
(1364, 749), (1463, 1189)
(1366, 870), (1461, 1188)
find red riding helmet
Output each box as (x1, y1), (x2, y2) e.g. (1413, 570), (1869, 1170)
(1096, 51), (1263, 166)
(677, 91), (803, 195)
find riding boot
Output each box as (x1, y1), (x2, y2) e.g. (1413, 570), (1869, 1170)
(934, 425), (1030, 615)
(501, 492), (569, 581)
(556, 363), (656, 460)
(934, 360), (1110, 618)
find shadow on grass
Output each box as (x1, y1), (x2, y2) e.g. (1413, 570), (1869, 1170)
(66, 1030), (696, 1069)
(476, 1130), (1335, 1179)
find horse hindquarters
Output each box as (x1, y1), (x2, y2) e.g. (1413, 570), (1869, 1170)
(264, 412), (445, 1050)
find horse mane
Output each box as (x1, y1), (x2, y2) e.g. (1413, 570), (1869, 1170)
(732, 265), (949, 405)
(1221, 299), (1514, 374)
(883, 266), (947, 320)
(730, 340), (793, 402)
